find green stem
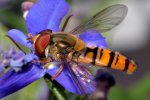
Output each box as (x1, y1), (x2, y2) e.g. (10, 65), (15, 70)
(44, 78), (65, 100)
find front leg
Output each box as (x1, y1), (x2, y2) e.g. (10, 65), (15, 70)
(32, 57), (52, 65)
(51, 63), (64, 81)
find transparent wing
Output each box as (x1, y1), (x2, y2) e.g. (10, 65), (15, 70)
(71, 4), (128, 35)
(64, 61), (96, 94)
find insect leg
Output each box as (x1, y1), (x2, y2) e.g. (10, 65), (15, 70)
(61, 15), (73, 32)
(51, 63), (64, 81)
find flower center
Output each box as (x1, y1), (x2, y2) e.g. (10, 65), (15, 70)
(0, 48), (27, 74)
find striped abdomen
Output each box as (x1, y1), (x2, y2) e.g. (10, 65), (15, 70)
(72, 47), (137, 74)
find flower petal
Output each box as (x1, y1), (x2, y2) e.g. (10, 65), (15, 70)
(46, 66), (81, 94)
(0, 64), (45, 99)
(24, 53), (38, 63)
(26, 0), (69, 34)
(79, 30), (107, 48)
(7, 29), (33, 49)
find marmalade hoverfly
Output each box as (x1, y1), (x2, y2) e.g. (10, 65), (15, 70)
(17, 4), (137, 94)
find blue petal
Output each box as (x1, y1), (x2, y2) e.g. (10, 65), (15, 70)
(10, 57), (24, 68)
(0, 64), (45, 99)
(26, 0), (69, 35)
(46, 66), (81, 94)
(7, 29), (33, 49)
(79, 30), (107, 48)
(11, 51), (25, 60)
(24, 53), (38, 63)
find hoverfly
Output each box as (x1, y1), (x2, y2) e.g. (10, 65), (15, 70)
(28, 4), (137, 94)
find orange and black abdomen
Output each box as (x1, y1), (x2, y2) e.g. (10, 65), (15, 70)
(76, 47), (137, 74)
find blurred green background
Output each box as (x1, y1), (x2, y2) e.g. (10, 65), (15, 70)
(0, 0), (150, 100)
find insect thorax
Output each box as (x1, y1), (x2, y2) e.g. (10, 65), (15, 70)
(44, 33), (85, 60)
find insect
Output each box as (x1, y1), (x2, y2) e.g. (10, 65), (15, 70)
(11, 4), (137, 94)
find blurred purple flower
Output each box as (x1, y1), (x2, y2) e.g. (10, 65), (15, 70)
(0, 0), (13, 8)
(88, 70), (115, 100)
(0, 48), (25, 73)
(21, 1), (34, 19)
(0, 0), (107, 99)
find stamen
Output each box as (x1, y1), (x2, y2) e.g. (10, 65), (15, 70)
(27, 33), (34, 42)
(5, 35), (25, 54)
(0, 49), (27, 73)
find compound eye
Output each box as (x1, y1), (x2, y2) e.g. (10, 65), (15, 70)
(35, 30), (51, 57)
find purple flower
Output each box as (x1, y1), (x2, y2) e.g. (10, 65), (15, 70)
(0, 0), (107, 99)
(0, 48), (26, 73)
